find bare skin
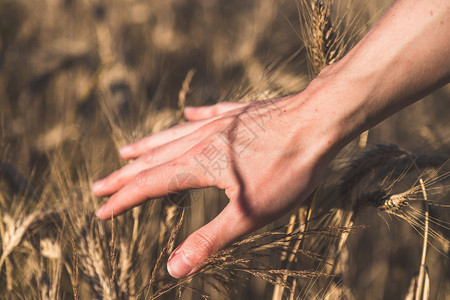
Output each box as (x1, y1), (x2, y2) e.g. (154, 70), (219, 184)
(93, 0), (449, 278)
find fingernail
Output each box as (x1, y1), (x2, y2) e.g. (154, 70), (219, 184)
(92, 180), (104, 192)
(119, 145), (132, 156)
(95, 205), (106, 218)
(167, 249), (193, 278)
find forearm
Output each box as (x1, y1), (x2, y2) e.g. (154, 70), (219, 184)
(301, 0), (450, 153)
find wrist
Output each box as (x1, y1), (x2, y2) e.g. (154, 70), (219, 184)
(291, 62), (376, 159)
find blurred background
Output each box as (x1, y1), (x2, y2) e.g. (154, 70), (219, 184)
(0, 0), (449, 299)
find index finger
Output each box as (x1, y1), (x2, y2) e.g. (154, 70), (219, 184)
(120, 118), (217, 160)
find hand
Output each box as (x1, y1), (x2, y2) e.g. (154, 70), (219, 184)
(92, 88), (341, 278)
(93, 0), (450, 279)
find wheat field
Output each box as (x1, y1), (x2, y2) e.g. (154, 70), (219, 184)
(0, 0), (449, 299)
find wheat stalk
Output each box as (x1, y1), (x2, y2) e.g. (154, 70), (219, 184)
(176, 68), (196, 120)
(0, 211), (39, 271)
(298, 0), (344, 76)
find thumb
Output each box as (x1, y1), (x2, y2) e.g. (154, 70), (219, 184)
(167, 203), (251, 278)
(184, 102), (247, 121)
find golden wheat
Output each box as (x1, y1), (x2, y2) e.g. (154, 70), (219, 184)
(0, 0), (449, 299)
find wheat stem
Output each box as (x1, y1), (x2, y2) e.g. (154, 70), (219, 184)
(415, 178), (430, 300)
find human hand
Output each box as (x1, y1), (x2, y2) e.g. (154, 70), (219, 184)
(93, 85), (342, 278)
(93, 0), (450, 279)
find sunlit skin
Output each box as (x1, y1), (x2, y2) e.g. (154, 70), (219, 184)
(93, 0), (449, 278)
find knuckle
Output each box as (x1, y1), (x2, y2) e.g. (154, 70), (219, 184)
(143, 151), (154, 164)
(190, 231), (217, 257)
(135, 170), (150, 188)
